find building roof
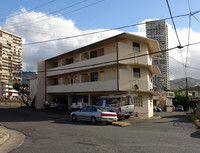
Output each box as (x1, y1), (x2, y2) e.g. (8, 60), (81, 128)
(0, 26), (22, 39)
(46, 32), (160, 61)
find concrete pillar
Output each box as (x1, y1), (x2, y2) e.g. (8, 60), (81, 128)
(68, 95), (72, 111)
(88, 94), (91, 106)
(35, 60), (46, 109)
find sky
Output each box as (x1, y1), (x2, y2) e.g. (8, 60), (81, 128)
(0, 0), (200, 80)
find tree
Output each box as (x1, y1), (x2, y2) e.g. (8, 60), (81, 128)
(172, 89), (187, 109)
(13, 82), (29, 106)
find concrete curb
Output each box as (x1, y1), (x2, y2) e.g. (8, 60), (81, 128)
(0, 126), (10, 145)
(112, 121), (131, 127)
(0, 126), (25, 153)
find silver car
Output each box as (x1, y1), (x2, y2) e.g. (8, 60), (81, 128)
(71, 106), (118, 124)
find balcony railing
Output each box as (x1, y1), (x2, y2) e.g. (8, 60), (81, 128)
(120, 80), (153, 92)
(46, 79), (117, 93)
(46, 52), (117, 77)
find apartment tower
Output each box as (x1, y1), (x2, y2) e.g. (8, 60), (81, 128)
(146, 20), (170, 90)
(0, 27), (22, 97)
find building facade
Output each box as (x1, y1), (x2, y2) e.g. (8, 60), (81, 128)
(36, 33), (161, 118)
(146, 20), (170, 90)
(0, 27), (22, 97)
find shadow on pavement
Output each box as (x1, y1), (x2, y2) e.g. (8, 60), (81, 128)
(0, 107), (112, 127)
(191, 130), (200, 138)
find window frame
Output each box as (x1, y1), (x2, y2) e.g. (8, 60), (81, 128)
(133, 42), (140, 52)
(133, 68), (141, 78)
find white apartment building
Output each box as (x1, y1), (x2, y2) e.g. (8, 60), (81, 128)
(36, 33), (161, 118)
(0, 27), (22, 97)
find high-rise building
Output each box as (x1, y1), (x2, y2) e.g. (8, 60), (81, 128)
(0, 27), (22, 97)
(146, 20), (170, 90)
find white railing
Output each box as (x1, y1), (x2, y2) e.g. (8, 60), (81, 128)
(46, 53), (117, 77)
(47, 79), (117, 93)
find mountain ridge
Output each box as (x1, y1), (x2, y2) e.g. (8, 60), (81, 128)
(170, 77), (200, 89)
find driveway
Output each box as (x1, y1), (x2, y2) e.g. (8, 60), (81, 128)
(0, 107), (200, 153)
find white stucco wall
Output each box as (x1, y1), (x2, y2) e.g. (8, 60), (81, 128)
(29, 78), (37, 106)
(135, 93), (153, 118)
(35, 60), (46, 109)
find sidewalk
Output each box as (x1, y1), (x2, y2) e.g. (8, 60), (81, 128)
(0, 126), (10, 145)
(0, 126), (25, 153)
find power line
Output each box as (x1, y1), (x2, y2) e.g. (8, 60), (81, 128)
(22, 10), (200, 46)
(185, 0), (192, 69)
(2, 0), (88, 28)
(166, 0), (182, 47)
(0, 0), (57, 22)
(36, 41), (200, 73)
(2, 0), (104, 29)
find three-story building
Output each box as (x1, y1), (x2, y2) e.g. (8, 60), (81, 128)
(36, 33), (161, 118)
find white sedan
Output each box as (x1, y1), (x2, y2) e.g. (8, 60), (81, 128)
(71, 106), (118, 124)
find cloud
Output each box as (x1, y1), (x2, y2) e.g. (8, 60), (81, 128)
(3, 8), (121, 72)
(3, 10), (200, 80)
(137, 19), (200, 80)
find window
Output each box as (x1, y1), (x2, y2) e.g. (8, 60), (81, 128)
(66, 57), (73, 65)
(90, 48), (104, 59)
(133, 68), (140, 78)
(53, 62), (58, 68)
(53, 78), (58, 85)
(90, 72), (98, 82)
(133, 42), (140, 52)
(134, 95), (143, 107)
(90, 50), (97, 58)
(96, 100), (104, 106)
(81, 73), (89, 82)
(81, 106), (88, 112)
(87, 106), (95, 112)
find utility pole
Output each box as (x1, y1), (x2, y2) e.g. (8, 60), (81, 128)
(185, 77), (189, 110)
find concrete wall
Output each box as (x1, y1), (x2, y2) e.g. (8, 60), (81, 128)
(135, 93), (153, 118)
(118, 39), (152, 65)
(35, 60), (46, 109)
(119, 66), (152, 91)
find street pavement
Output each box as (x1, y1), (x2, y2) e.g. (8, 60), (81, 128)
(0, 106), (200, 153)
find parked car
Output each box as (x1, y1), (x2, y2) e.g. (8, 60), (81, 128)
(175, 105), (184, 111)
(49, 100), (68, 110)
(44, 100), (54, 108)
(71, 106), (118, 124)
(95, 95), (135, 119)
(71, 98), (88, 110)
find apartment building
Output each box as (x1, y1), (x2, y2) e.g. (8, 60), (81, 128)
(0, 27), (22, 97)
(146, 20), (170, 90)
(36, 33), (161, 118)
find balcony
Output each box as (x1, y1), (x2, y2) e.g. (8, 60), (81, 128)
(119, 53), (152, 65)
(46, 79), (117, 93)
(47, 52), (117, 77)
(119, 80), (153, 92)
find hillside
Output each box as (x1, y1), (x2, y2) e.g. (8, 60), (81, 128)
(170, 77), (200, 89)
(22, 72), (37, 85)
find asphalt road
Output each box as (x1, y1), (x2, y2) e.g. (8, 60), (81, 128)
(0, 106), (200, 153)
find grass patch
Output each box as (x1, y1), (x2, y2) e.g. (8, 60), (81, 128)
(189, 114), (200, 128)
(150, 116), (160, 119)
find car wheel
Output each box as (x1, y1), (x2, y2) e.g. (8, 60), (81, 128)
(91, 117), (96, 125)
(125, 115), (130, 119)
(72, 115), (77, 122)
